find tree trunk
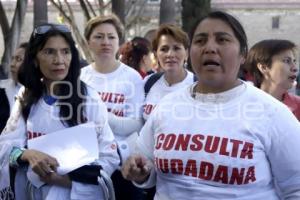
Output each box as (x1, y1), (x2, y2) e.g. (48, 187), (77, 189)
(181, 0), (211, 34)
(159, 0), (176, 25)
(112, 0), (125, 24)
(0, 0), (28, 79)
(49, 0), (93, 63)
(34, 0), (48, 26)
(112, 0), (125, 44)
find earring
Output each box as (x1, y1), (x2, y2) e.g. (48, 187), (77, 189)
(183, 61), (188, 68)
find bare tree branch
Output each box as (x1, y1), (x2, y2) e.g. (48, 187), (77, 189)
(79, 0), (91, 20)
(85, 0), (97, 18)
(125, 0), (147, 30)
(0, 0), (28, 79)
(50, 0), (93, 62)
(49, 0), (72, 22)
(64, 0), (75, 20)
(0, 1), (10, 41)
(101, 1), (112, 15)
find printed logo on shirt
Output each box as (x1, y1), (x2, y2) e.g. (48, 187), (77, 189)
(98, 92), (125, 116)
(143, 104), (156, 115)
(98, 92), (125, 104)
(107, 108), (124, 117)
(27, 130), (46, 140)
(155, 133), (256, 185)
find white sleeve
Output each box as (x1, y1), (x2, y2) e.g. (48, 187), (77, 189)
(132, 108), (157, 188)
(267, 105), (300, 199)
(84, 91), (120, 175)
(108, 112), (143, 137)
(123, 73), (145, 119)
(70, 93), (120, 199)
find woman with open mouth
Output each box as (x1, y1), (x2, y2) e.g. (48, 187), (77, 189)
(245, 39), (300, 121)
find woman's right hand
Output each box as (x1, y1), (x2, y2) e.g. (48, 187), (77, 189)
(20, 149), (59, 178)
(121, 154), (151, 184)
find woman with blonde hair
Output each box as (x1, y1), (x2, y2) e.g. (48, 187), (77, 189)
(81, 14), (145, 200)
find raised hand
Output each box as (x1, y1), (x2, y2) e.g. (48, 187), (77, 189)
(121, 154), (151, 184)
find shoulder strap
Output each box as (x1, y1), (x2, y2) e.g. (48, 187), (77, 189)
(144, 72), (164, 95)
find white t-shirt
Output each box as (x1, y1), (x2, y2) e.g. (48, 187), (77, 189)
(0, 79), (21, 110)
(136, 82), (300, 200)
(80, 63), (144, 140)
(18, 86), (119, 200)
(143, 71), (194, 121)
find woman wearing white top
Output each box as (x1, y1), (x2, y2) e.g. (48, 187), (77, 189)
(143, 24), (195, 121)
(80, 14), (145, 200)
(0, 23), (119, 200)
(122, 11), (300, 200)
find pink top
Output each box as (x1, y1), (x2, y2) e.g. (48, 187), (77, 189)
(283, 92), (300, 121)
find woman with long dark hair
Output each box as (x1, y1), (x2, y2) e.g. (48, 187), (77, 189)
(0, 23), (119, 200)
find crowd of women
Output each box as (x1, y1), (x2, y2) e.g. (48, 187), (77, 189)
(0, 10), (300, 200)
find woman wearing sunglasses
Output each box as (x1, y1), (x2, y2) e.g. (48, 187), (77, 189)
(0, 23), (119, 200)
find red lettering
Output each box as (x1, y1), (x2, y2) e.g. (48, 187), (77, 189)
(171, 159), (183, 174)
(240, 142), (253, 159)
(118, 94), (125, 104)
(244, 166), (256, 184)
(112, 110), (124, 117)
(175, 134), (191, 151)
(230, 139), (243, 158)
(154, 157), (257, 185)
(158, 158), (169, 173)
(108, 93), (113, 103)
(155, 133), (165, 149)
(27, 131), (45, 139)
(99, 92), (125, 104)
(199, 161), (213, 180)
(190, 134), (204, 151)
(229, 168), (245, 185)
(184, 159), (197, 177)
(204, 136), (220, 153)
(219, 138), (230, 156)
(114, 93), (120, 103)
(144, 104), (154, 115)
(163, 134), (176, 150)
(100, 92), (108, 102)
(27, 131), (32, 139)
(213, 165), (228, 184)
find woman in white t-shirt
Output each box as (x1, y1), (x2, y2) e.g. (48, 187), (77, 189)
(0, 43), (28, 133)
(0, 23), (119, 200)
(122, 11), (300, 200)
(143, 24), (195, 121)
(80, 14), (145, 200)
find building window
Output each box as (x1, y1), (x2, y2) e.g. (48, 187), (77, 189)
(272, 16), (280, 29)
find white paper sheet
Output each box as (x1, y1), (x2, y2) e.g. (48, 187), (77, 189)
(26, 122), (99, 187)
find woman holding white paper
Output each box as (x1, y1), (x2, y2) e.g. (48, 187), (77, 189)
(0, 23), (119, 200)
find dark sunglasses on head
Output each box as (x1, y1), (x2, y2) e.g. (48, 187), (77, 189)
(33, 24), (71, 38)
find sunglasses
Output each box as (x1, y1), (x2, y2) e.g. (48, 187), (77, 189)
(33, 24), (71, 38)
